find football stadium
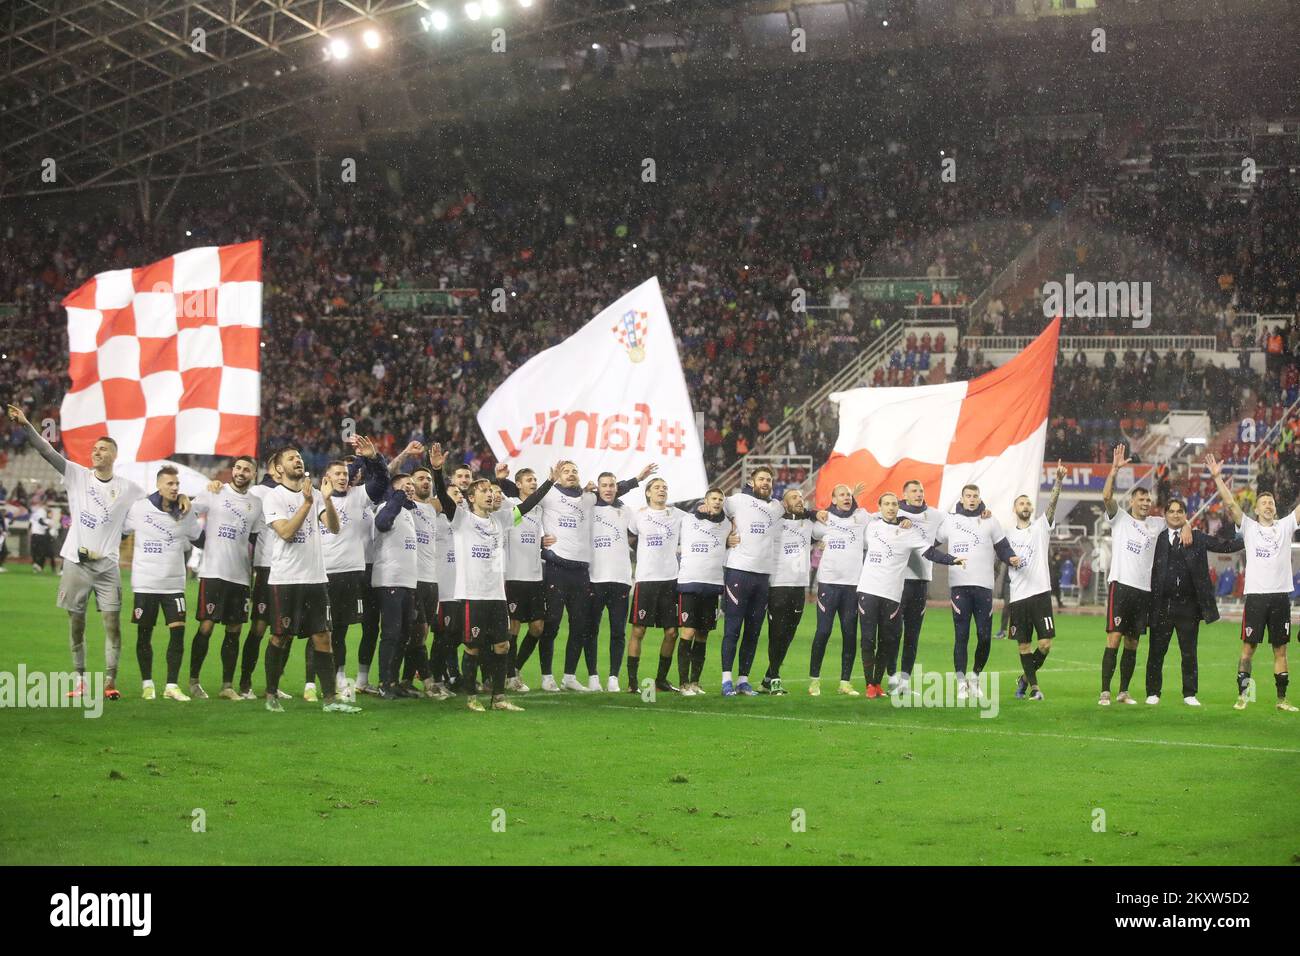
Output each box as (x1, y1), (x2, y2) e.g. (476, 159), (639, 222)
(0, 0), (1297, 901)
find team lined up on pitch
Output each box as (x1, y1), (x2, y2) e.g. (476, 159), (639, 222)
(7, 405), (1298, 714)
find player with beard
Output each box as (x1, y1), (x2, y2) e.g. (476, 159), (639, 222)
(404, 462), (453, 698)
(370, 467), (422, 701)
(585, 472), (635, 692)
(719, 466), (817, 696)
(125, 465), (200, 700)
(859, 492), (965, 698)
(190, 456), (264, 699)
(1099, 444), (1166, 706)
(1206, 455), (1300, 712)
(514, 460), (654, 693)
(431, 483), (463, 693)
(260, 448), (361, 714)
(240, 453), (289, 699)
(315, 438), (388, 702)
(627, 477), (691, 693)
(762, 488), (820, 696)
(493, 464), (544, 693)
(946, 483), (1021, 701)
(430, 444), (552, 712)
(1005, 462), (1065, 700)
(887, 479), (951, 695)
(806, 483), (870, 698)
(675, 488), (736, 696)
(7, 404), (147, 700)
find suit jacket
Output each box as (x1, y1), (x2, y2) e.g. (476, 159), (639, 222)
(1150, 529), (1244, 626)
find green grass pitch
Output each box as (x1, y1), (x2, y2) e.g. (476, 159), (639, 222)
(2, 569), (1298, 866)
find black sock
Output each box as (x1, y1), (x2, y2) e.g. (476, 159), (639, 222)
(190, 626), (211, 681)
(1276, 671), (1289, 701)
(220, 629), (240, 684)
(304, 643), (315, 684)
(165, 628), (185, 684)
(137, 626), (154, 683)
(690, 640), (707, 684)
(315, 646), (337, 699)
(264, 641), (286, 696)
(516, 632), (539, 672)
(333, 630), (348, 671)
(1101, 646), (1118, 692)
(1119, 646), (1137, 692)
(508, 634), (519, 677)
(461, 653), (479, 694)
(656, 652), (672, 683)
(1020, 650), (1039, 688)
(492, 652), (507, 698)
(677, 638), (692, 685)
(239, 629), (264, 691)
(1237, 659), (1252, 696)
(627, 654), (639, 687)
(1031, 647), (1049, 671)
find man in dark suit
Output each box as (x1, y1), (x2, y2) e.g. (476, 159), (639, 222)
(1146, 499), (1244, 706)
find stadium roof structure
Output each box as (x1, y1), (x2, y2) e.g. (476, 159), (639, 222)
(0, 0), (1291, 209)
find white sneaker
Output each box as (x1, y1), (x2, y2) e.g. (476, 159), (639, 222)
(1116, 691), (1138, 705)
(142, 681), (156, 701)
(505, 676), (530, 693)
(541, 674), (561, 693)
(561, 674), (590, 692)
(967, 675), (982, 699)
(1183, 696), (1201, 707)
(680, 683), (699, 697)
(587, 675), (602, 692)
(276, 689), (292, 700)
(606, 676), (621, 693)
(1098, 691), (1112, 706)
(887, 673), (901, 692)
(163, 684), (191, 702)
(956, 675), (969, 701)
(1145, 694), (1160, 705)
(238, 688), (256, 701)
(189, 682), (209, 700)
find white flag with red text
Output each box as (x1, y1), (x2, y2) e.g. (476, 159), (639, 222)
(58, 241), (262, 466)
(815, 318), (1060, 523)
(477, 277), (707, 504)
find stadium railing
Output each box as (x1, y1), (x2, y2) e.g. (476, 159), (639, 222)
(966, 202), (1078, 327)
(961, 334), (1219, 354)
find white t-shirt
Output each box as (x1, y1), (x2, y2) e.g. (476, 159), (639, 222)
(771, 517), (815, 588)
(30, 506), (51, 536)
(630, 507), (686, 583)
(1006, 514), (1053, 603)
(410, 500), (441, 584)
(59, 463), (145, 564)
(539, 485), (598, 564)
(1238, 513), (1298, 595)
(193, 485), (264, 585)
(946, 512), (1006, 591)
(448, 505), (513, 601)
(814, 509), (871, 586)
(436, 512), (456, 595)
(678, 512), (729, 588)
(262, 484), (330, 585)
(249, 481), (278, 568)
(504, 498), (543, 583)
(590, 504), (635, 586)
(124, 497), (200, 593)
(1106, 509), (1165, 592)
(372, 503), (419, 589)
(901, 507), (948, 582)
(858, 518), (934, 603)
(319, 486), (371, 574)
(723, 492), (785, 574)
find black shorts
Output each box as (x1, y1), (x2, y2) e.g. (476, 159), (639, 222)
(630, 579), (678, 628)
(1242, 593), (1293, 646)
(414, 580), (439, 628)
(1009, 591), (1056, 644)
(1105, 581), (1150, 639)
(269, 582), (332, 638)
(251, 566), (273, 625)
(196, 578), (250, 626)
(132, 592), (187, 629)
(327, 570), (366, 628)
(444, 599), (509, 649)
(677, 590), (720, 633)
(505, 579), (546, 623)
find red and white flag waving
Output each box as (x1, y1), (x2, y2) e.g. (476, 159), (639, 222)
(477, 276), (707, 505)
(815, 318), (1060, 521)
(58, 240), (262, 466)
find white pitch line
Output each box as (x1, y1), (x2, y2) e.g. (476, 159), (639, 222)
(596, 704), (1300, 755)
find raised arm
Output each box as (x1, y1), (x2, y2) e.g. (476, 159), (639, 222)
(387, 440), (425, 477)
(1101, 444), (1129, 520)
(6, 404), (66, 475)
(1046, 459), (1065, 525)
(616, 462), (659, 498)
(515, 468), (556, 517)
(1205, 454), (1244, 526)
(429, 444), (456, 520)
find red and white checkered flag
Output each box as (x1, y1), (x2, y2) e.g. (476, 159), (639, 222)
(58, 240), (262, 466)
